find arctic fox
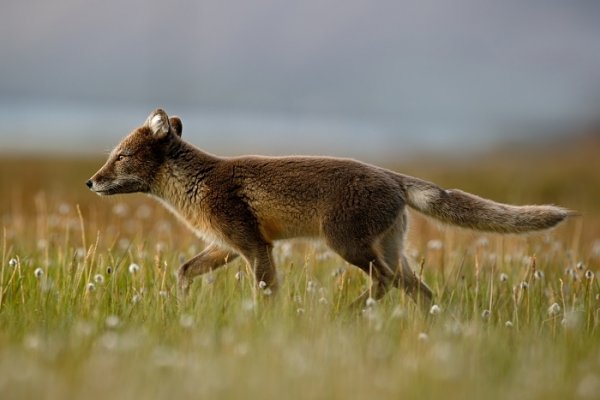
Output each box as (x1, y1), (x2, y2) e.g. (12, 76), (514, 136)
(87, 109), (572, 306)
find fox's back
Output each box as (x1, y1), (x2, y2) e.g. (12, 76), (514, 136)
(221, 156), (405, 241)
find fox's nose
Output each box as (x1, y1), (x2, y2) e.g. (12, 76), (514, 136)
(85, 179), (93, 189)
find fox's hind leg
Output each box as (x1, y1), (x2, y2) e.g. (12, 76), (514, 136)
(324, 236), (395, 308)
(399, 254), (433, 306)
(377, 211), (433, 306)
(177, 244), (239, 299)
(322, 213), (400, 308)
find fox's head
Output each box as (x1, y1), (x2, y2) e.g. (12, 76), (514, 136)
(86, 109), (183, 195)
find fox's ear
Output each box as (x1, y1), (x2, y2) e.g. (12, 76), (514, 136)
(169, 117), (182, 137)
(145, 109), (170, 138)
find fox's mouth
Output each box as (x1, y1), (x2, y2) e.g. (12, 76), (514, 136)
(89, 186), (116, 196)
(86, 179), (147, 196)
(86, 180), (120, 196)
(93, 189), (113, 196)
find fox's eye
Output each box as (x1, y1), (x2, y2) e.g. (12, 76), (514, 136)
(117, 154), (127, 161)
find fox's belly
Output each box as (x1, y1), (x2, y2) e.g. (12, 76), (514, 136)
(257, 211), (321, 242)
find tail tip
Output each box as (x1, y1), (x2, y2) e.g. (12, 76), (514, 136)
(565, 209), (581, 218)
(548, 207), (579, 228)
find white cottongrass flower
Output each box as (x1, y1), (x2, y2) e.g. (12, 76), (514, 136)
(505, 321), (513, 328)
(318, 296), (327, 305)
(584, 270), (595, 280)
(136, 204), (152, 219)
(427, 239), (443, 250)
(94, 274), (105, 284)
(499, 273), (509, 283)
(128, 263), (140, 274)
(576, 261), (585, 270)
(8, 258), (17, 268)
(263, 288), (273, 296)
(119, 238), (131, 250)
(533, 270), (544, 280)
(592, 240), (600, 258)
(132, 294), (142, 304)
(481, 309), (491, 320)
(99, 332), (119, 351)
(159, 290), (168, 298)
(296, 308), (305, 315)
(86, 282), (96, 292)
(418, 332), (429, 341)
(179, 314), (194, 328)
(75, 247), (86, 259)
(365, 297), (377, 308)
(234, 271), (243, 281)
(307, 280), (317, 292)
(561, 311), (582, 330)
(242, 299), (255, 311)
(520, 281), (529, 290)
(34, 268), (44, 279)
(548, 302), (561, 317)
(429, 304), (442, 315)
(23, 334), (41, 350)
(258, 280), (267, 289)
(391, 306), (407, 319)
(476, 237), (489, 247)
(112, 203), (129, 217)
(58, 202), (71, 215)
(577, 373), (600, 399)
(278, 242), (293, 259)
(105, 315), (120, 329)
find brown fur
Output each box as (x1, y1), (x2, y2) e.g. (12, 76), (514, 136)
(87, 109), (573, 308)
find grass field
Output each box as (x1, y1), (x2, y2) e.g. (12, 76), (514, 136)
(1, 139), (599, 400)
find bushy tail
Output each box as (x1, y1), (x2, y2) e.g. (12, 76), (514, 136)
(398, 175), (574, 233)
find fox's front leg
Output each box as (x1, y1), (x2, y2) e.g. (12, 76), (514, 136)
(238, 243), (278, 293)
(177, 244), (239, 298)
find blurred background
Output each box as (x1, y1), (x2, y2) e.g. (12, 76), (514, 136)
(1, 0), (599, 159)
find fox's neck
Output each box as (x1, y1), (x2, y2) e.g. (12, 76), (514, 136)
(151, 140), (219, 212)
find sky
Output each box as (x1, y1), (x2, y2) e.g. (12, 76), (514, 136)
(1, 0), (599, 158)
